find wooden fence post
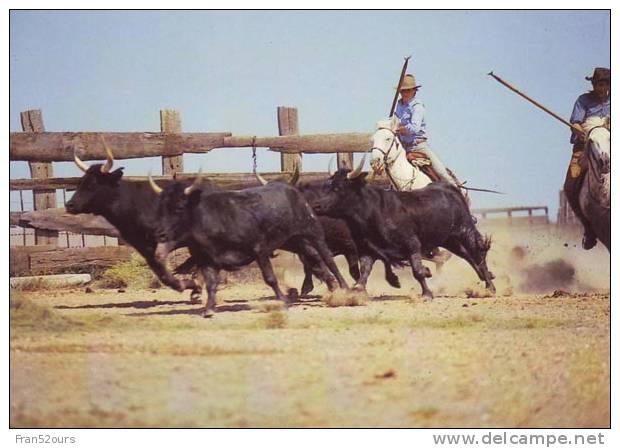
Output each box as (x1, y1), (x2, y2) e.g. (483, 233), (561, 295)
(277, 106), (302, 173)
(160, 109), (184, 175)
(20, 109), (58, 246)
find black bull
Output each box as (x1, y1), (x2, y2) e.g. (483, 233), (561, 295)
(307, 168), (496, 300)
(65, 162), (202, 300)
(153, 181), (349, 317)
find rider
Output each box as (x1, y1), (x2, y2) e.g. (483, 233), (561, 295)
(563, 67), (610, 250)
(395, 74), (459, 187)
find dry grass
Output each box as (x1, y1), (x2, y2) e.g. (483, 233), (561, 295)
(96, 253), (157, 289)
(322, 288), (369, 307)
(11, 278), (55, 292)
(10, 293), (79, 333)
(261, 310), (288, 329)
(9, 262), (610, 429)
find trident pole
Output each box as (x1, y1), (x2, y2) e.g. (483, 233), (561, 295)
(389, 56), (411, 117)
(488, 71), (584, 136)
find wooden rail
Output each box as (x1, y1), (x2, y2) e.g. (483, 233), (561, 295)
(10, 131), (373, 161)
(472, 206), (549, 226)
(9, 105), (378, 275)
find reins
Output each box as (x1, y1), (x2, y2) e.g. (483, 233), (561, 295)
(371, 127), (419, 190)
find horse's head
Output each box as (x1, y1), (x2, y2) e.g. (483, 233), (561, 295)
(370, 116), (400, 174)
(582, 116), (611, 175)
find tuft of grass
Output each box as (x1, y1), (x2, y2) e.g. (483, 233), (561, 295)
(96, 254), (156, 290)
(10, 293), (79, 332)
(322, 289), (369, 307)
(261, 310), (288, 329)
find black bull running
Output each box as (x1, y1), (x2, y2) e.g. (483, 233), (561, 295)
(306, 166), (496, 300)
(65, 154), (202, 301)
(153, 180), (349, 317)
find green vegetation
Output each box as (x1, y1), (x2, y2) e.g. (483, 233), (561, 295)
(96, 253), (159, 289)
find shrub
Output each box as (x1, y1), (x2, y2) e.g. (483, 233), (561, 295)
(96, 254), (156, 290)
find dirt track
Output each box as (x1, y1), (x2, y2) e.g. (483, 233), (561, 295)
(10, 228), (610, 428)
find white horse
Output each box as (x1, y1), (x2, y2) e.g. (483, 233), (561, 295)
(579, 116), (610, 252)
(370, 116), (433, 191)
(368, 116), (452, 270)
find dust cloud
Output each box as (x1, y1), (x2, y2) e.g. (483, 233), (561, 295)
(273, 223), (610, 299)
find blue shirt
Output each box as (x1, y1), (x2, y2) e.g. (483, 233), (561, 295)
(395, 98), (428, 148)
(569, 92), (610, 143)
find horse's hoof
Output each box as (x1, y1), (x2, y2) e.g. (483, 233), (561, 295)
(203, 309), (215, 318)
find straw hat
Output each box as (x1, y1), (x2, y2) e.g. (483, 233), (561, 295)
(586, 67), (610, 83)
(397, 74), (422, 91)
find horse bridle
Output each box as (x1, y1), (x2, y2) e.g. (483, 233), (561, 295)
(370, 127), (419, 190)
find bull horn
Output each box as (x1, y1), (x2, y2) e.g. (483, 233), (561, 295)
(74, 153), (89, 173)
(347, 154), (367, 179)
(255, 172), (269, 186)
(184, 168), (204, 195)
(100, 136), (114, 173)
(148, 172), (163, 195)
(327, 156), (335, 176)
(289, 163), (300, 186)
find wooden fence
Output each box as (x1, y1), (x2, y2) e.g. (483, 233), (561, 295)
(9, 106), (556, 276)
(471, 206), (550, 227)
(9, 106), (371, 276)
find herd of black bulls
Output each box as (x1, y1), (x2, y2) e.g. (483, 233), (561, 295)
(66, 144), (495, 318)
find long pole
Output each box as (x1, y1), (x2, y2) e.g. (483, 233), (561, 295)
(488, 71), (584, 135)
(389, 56), (411, 117)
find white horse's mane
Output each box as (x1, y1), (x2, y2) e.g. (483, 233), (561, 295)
(582, 115), (610, 134)
(375, 116), (399, 131)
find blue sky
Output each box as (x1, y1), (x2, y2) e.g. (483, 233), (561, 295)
(9, 10), (610, 218)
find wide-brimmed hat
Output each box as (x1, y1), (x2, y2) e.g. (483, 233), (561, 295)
(397, 74), (422, 91)
(586, 67), (610, 83)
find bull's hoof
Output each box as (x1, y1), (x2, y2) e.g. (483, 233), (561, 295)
(352, 283), (367, 292)
(203, 309), (215, 318)
(287, 288), (299, 302)
(300, 284), (314, 297)
(386, 273), (401, 289)
(422, 293), (434, 302)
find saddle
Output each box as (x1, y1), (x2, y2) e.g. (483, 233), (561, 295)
(406, 151), (441, 182)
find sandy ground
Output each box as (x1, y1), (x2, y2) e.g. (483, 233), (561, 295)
(10, 227), (610, 428)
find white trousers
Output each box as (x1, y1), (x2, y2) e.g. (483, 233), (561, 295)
(413, 142), (458, 187)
